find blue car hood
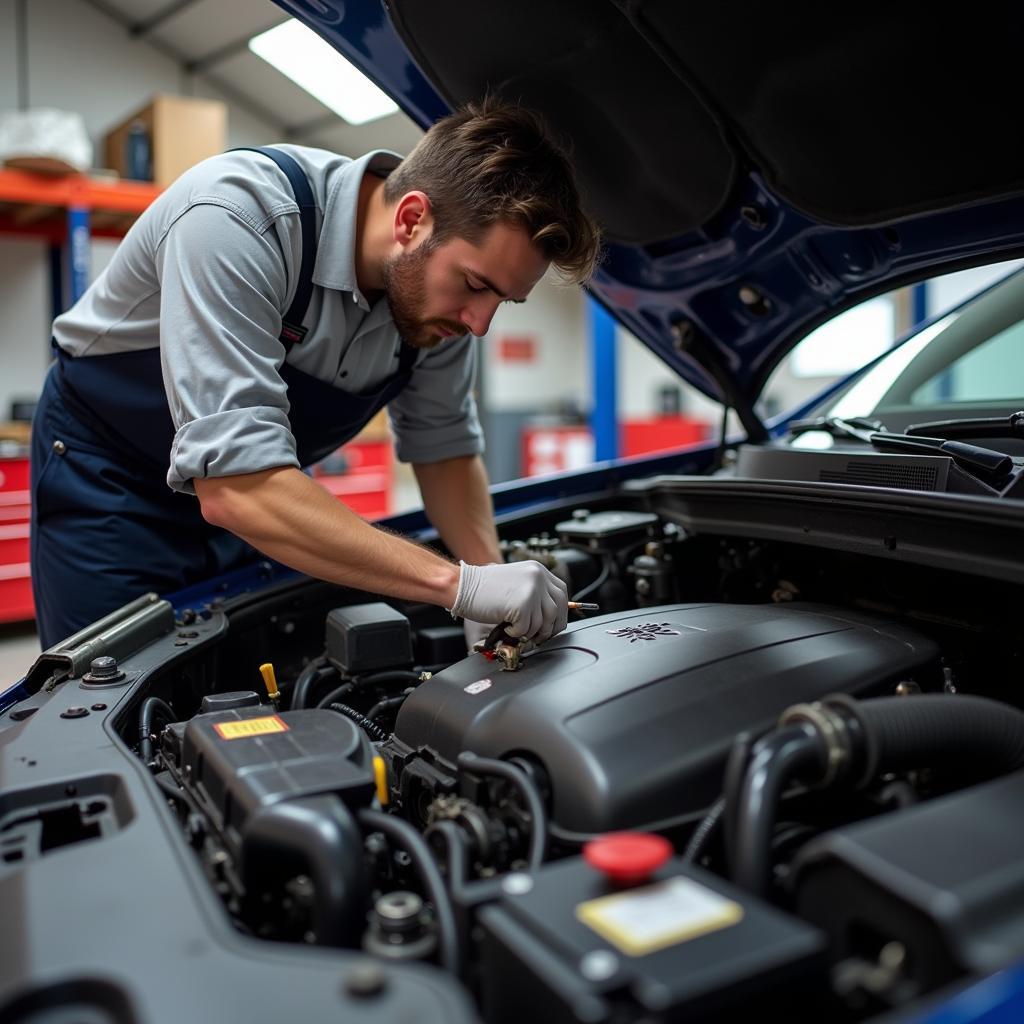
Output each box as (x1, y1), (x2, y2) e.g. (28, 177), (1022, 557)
(280, 1), (1024, 426)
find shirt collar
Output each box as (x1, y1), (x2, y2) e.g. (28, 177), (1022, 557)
(312, 149), (403, 309)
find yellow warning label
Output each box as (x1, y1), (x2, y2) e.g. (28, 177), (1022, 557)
(213, 715), (289, 740)
(576, 876), (743, 956)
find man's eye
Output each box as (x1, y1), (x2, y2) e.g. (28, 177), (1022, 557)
(465, 279), (487, 293)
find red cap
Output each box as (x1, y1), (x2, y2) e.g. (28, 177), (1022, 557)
(582, 832), (673, 886)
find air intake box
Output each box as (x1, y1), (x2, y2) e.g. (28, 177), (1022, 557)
(179, 706), (375, 857)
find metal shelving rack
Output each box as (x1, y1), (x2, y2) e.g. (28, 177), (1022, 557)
(0, 167), (161, 311)
(0, 168), (161, 622)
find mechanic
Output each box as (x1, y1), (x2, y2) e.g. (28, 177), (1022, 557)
(29, 100), (601, 650)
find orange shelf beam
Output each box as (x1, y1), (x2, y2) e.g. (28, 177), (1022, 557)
(0, 168), (161, 217)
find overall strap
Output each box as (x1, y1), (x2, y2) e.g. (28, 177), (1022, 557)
(397, 340), (420, 374)
(233, 146), (317, 351)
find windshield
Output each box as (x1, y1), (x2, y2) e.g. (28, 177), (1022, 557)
(795, 269), (1024, 441)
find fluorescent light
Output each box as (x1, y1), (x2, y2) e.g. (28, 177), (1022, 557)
(250, 20), (399, 126)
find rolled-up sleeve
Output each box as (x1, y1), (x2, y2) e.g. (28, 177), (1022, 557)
(387, 334), (485, 464)
(154, 201), (299, 493)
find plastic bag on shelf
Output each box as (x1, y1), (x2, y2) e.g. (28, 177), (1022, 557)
(0, 108), (93, 174)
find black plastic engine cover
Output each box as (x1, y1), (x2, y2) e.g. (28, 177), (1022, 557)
(393, 603), (938, 835)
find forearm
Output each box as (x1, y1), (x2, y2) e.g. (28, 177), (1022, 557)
(194, 466), (460, 607)
(413, 454), (502, 565)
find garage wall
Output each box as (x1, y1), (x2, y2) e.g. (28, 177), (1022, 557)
(0, 0), (282, 422)
(0, 0), (710, 461)
(482, 278), (588, 415)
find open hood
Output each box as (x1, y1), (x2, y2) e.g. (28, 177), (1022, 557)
(279, 1), (1024, 420)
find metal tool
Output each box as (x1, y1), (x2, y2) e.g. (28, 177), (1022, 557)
(473, 603), (600, 671)
(474, 623), (523, 671)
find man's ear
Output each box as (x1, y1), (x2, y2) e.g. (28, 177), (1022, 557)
(393, 190), (433, 247)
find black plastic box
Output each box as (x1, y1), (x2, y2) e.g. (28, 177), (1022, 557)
(794, 769), (1024, 990)
(180, 707), (375, 856)
(326, 602), (413, 674)
(478, 855), (825, 1023)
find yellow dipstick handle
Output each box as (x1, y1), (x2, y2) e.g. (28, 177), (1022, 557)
(259, 663), (280, 703)
(373, 755), (390, 805)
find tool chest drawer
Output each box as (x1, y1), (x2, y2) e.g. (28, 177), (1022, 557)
(0, 457), (32, 623)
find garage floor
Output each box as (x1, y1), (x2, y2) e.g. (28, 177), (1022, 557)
(0, 622), (40, 684)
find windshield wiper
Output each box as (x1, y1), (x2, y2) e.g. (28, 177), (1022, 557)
(867, 432), (1013, 477)
(787, 415), (1013, 478)
(786, 415), (886, 440)
(905, 411), (1024, 440)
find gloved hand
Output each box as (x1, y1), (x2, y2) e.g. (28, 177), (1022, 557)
(463, 618), (492, 653)
(450, 560), (568, 645)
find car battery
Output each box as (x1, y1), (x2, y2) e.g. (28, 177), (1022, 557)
(478, 839), (825, 1023)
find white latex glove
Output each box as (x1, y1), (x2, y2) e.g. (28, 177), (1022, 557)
(450, 560), (568, 645)
(463, 618), (492, 653)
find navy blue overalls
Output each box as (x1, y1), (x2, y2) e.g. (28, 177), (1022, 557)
(30, 148), (418, 648)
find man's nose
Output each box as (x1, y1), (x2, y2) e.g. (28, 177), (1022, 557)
(460, 297), (499, 337)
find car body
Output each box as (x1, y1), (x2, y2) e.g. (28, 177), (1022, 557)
(3, 4), (1024, 1023)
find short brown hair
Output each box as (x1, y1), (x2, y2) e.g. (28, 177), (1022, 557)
(384, 99), (601, 285)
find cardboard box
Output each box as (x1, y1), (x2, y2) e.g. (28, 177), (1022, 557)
(104, 95), (227, 186)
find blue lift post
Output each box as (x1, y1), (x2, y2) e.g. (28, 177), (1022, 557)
(911, 281), (928, 328)
(67, 203), (91, 304)
(589, 296), (618, 461)
(48, 245), (64, 321)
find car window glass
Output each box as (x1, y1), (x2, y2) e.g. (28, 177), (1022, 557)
(908, 319), (1024, 405)
(764, 259), (1024, 424)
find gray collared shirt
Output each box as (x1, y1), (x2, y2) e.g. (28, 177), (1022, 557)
(52, 145), (483, 493)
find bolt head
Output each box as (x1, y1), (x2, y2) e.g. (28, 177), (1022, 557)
(376, 891), (423, 922)
(343, 962), (388, 998)
(579, 950), (619, 981)
(501, 872), (534, 896)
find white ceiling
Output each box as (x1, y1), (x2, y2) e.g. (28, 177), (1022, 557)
(83, 0), (424, 156)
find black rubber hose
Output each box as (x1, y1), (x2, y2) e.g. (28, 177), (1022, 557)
(365, 692), (411, 722)
(327, 703), (389, 743)
(314, 670), (421, 710)
(731, 694), (1024, 900)
(722, 730), (754, 875)
(828, 693), (1024, 787)
(152, 771), (187, 805)
(290, 655), (329, 710)
(358, 808), (460, 975)
(354, 669), (421, 687)
(572, 558), (610, 602)
(683, 796), (726, 864)
(732, 723), (825, 897)
(243, 795), (366, 947)
(425, 818), (470, 898)
(139, 696), (176, 763)
(315, 682), (355, 709)
(456, 751), (548, 871)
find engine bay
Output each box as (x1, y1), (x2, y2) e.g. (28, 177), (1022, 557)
(4, 489), (1024, 1023)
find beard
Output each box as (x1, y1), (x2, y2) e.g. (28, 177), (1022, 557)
(382, 241), (465, 349)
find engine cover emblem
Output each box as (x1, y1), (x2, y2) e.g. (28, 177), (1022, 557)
(606, 623), (682, 643)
